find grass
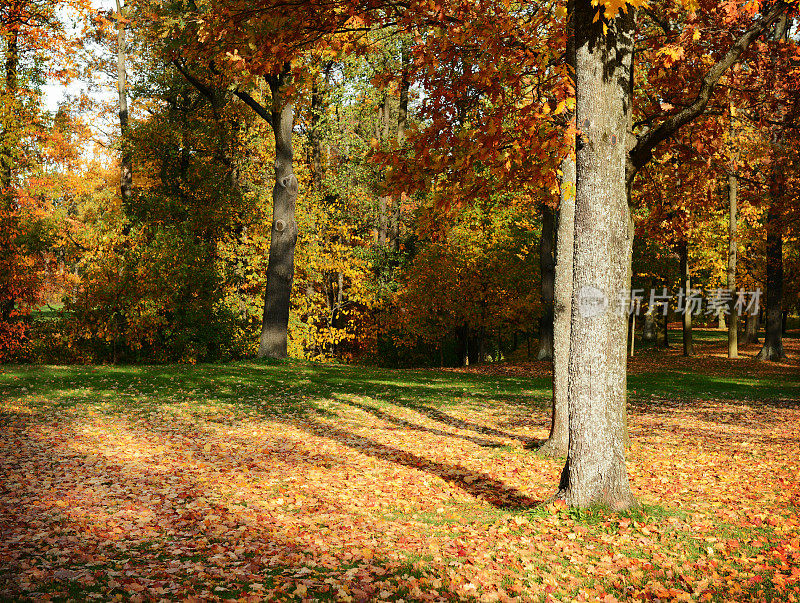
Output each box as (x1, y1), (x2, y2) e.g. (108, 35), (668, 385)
(1, 337), (799, 601)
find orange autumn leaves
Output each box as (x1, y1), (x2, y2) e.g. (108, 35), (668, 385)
(2, 347), (800, 601)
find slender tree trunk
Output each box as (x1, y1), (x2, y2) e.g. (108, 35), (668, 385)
(560, 0), (636, 509)
(679, 238), (693, 356)
(115, 0), (132, 210)
(1, 29), (18, 197)
(309, 78), (324, 191)
(537, 203), (556, 360)
(539, 157), (574, 457)
(662, 309), (669, 348)
(259, 69), (299, 358)
(727, 172), (739, 358)
(391, 47), (410, 253)
(376, 92), (391, 246)
(643, 310), (655, 341)
(629, 312), (635, 356)
(756, 199), (784, 360)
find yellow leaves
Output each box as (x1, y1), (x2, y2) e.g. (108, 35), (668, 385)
(657, 45), (686, 68)
(591, 0), (642, 21)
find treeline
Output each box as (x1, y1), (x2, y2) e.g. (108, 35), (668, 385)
(1, 0), (798, 366)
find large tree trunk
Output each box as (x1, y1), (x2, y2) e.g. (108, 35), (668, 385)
(727, 172), (739, 358)
(538, 157), (574, 457)
(115, 0), (132, 210)
(756, 199), (784, 360)
(259, 69), (299, 358)
(537, 202), (556, 360)
(560, 0), (635, 509)
(678, 238), (693, 356)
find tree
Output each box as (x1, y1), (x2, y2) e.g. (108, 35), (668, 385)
(557, 0), (794, 508)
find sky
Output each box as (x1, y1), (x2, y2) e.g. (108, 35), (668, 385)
(43, 0), (117, 113)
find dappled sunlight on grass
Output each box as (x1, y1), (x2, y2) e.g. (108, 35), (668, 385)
(2, 356), (800, 600)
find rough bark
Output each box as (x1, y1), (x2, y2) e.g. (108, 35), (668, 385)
(537, 203), (556, 361)
(678, 238), (693, 356)
(560, 0), (636, 509)
(538, 157), (574, 458)
(756, 199), (784, 360)
(115, 0), (132, 211)
(727, 172), (739, 358)
(258, 68), (299, 358)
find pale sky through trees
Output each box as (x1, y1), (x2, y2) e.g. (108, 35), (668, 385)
(43, 0), (116, 113)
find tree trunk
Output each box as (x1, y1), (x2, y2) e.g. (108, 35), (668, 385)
(259, 68), (299, 358)
(560, 0), (636, 509)
(537, 202), (556, 361)
(309, 77), (324, 191)
(629, 312), (635, 356)
(743, 311), (759, 344)
(1, 29), (18, 196)
(727, 172), (738, 358)
(643, 310), (655, 341)
(391, 46), (410, 253)
(376, 91), (391, 246)
(116, 0), (132, 211)
(679, 238), (693, 356)
(662, 309), (669, 348)
(756, 199), (784, 360)
(538, 157), (574, 457)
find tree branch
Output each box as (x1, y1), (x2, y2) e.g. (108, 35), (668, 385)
(627, 1), (790, 184)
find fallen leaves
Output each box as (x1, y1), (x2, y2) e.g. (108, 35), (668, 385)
(1, 346), (799, 600)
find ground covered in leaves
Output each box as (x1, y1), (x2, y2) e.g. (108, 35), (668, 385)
(1, 330), (799, 601)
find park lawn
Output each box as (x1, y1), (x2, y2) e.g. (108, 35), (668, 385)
(1, 344), (800, 601)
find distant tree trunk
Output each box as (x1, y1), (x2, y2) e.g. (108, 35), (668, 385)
(743, 311), (759, 344)
(309, 77), (324, 191)
(678, 238), (693, 356)
(258, 67), (299, 358)
(727, 172), (738, 358)
(376, 91), (391, 246)
(629, 311), (635, 356)
(559, 0), (636, 509)
(643, 310), (656, 341)
(391, 46), (410, 253)
(756, 199), (784, 360)
(537, 202), (556, 361)
(1, 28), (18, 195)
(539, 157), (574, 457)
(662, 308), (669, 348)
(115, 0), (132, 211)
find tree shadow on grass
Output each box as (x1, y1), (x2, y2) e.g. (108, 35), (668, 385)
(336, 397), (509, 448)
(0, 410), (454, 601)
(294, 417), (540, 510)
